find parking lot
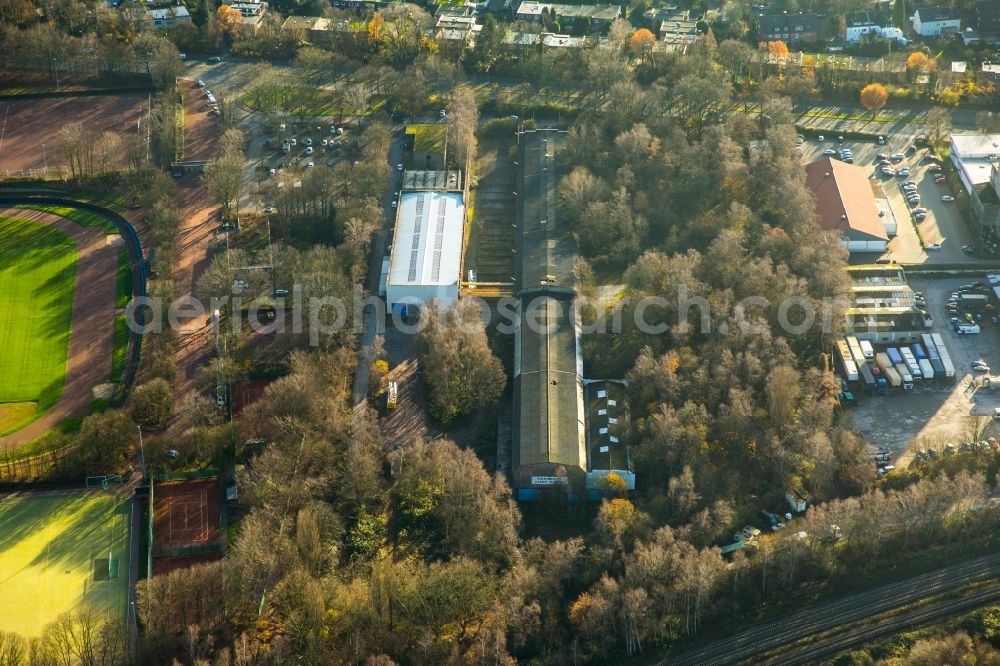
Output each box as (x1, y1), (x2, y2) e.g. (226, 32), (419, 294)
(800, 136), (980, 265)
(851, 277), (1000, 463)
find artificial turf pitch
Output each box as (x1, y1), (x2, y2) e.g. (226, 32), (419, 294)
(0, 493), (130, 637)
(0, 216), (76, 432)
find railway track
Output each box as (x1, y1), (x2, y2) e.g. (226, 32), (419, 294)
(662, 552), (1000, 666)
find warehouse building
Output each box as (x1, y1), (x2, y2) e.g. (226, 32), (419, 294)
(806, 157), (889, 254)
(384, 179), (465, 317)
(844, 264), (931, 343)
(512, 130), (633, 500)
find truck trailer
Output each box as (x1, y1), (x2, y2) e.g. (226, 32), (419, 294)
(931, 333), (956, 380)
(913, 343), (928, 361)
(887, 347), (904, 366)
(846, 336), (867, 366)
(901, 347), (923, 379)
(884, 365), (902, 388)
(836, 340), (859, 382)
(895, 363), (914, 389)
(918, 358), (935, 380)
(859, 339), (875, 361)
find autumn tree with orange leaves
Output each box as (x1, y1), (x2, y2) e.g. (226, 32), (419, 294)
(629, 28), (655, 57)
(860, 83), (888, 118)
(216, 4), (242, 37)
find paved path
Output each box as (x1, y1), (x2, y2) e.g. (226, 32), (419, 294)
(0, 207), (117, 447)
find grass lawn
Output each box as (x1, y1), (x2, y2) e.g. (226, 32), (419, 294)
(110, 314), (128, 383)
(0, 493), (130, 638)
(244, 88), (386, 118)
(406, 123), (447, 154)
(115, 248), (131, 309)
(18, 205), (119, 235)
(0, 217), (77, 433)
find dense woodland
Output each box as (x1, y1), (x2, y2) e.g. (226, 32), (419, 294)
(3, 0), (1000, 664)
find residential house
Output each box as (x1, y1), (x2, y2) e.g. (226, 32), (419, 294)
(805, 157), (889, 253)
(912, 7), (961, 36)
(515, 2), (621, 29)
(224, 0), (267, 31)
(757, 11), (820, 44)
(646, 8), (701, 51)
(502, 30), (586, 49)
(147, 5), (191, 30)
(436, 14), (481, 52)
(844, 10), (897, 43)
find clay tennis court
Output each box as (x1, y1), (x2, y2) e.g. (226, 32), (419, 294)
(152, 477), (221, 559)
(0, 94), (148, 174)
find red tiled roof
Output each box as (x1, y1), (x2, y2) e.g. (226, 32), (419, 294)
(805, 157), (888, 241)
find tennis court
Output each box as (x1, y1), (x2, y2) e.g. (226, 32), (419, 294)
(0, 491), (131, 637)
(153, 477), (221, 559)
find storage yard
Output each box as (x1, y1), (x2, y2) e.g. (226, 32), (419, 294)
(847, 274), (1000, 464)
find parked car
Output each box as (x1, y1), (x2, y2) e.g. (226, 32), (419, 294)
(195, 79), (205, 88)
(877, 135), (885, 144)
(935, 176), (947, 184)
(396, 163), (403, 171)
(912, 207), (927, 214)
(306, 161), (315, 168)
(304, 137), (312, 146)
(208, 56), (221, 63)
(963, 244), (975, 254)
(891, 153), (905, 162)
(973, 361), (990, 372)
(925, 242), (942, 250)
(817, 135), (825, 141)
(928, 164), (942, 173)
(924, 154), (942, 162)
(897, 167), (911, 177)
(304, 147), (313, 156)
(942, 195), (955, 202)
(915, 212), (927, 221)
(823, 149), (837, 156)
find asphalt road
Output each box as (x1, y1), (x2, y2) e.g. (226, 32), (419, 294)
(661, 551), (1000, 666)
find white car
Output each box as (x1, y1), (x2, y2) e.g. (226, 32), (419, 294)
(993, 407), (1000, 419)
(307, 161), (315, 168)
(304, 137), (313, 147)
(912, 207), (927, 214)
(823, 149), (837, 156)
(942, 195), (955, 202)
(195, 79), (205, 88)
(290, 138), (297, 147)
(817, 135), (825, 141)
(396, 163), (403, 171)
(925, 242), (942, 250)
(321, 139), (329, 147)
(304, 147), (313, 156)
(972, 361), (990, 372)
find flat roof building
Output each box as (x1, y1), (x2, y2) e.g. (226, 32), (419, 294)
(385, 190), (465, 315)
(948, 134), (1000, 241)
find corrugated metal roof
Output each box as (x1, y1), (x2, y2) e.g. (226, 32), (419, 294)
(513, 130), (586, 479)
(388, 191), (464, 287)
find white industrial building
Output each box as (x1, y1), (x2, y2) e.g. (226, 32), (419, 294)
(384, 190), (465, 316)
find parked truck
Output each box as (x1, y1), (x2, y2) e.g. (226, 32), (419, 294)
(922, 334), (946, 376)
(913, 343), (928, 361)
(859, 339), (875, 361)
(918, 358), (935, 380)
(875, 352), (893, 373)
(895, 363), (914, 389)
(887, 347), (904, 366)
(884, 365), (902, 388)
(846, 336), (867, 367)
(868, 364), (888, 394)
(901, 346), (922, 379)
(961, 293), (988, 309)
(931, 333), (956, 380)
(836, 340), (859, 382)
(859, 363), (877, 394)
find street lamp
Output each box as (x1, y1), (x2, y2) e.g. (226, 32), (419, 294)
(137, 425), (146, 482)
(41, 143), (47, 171)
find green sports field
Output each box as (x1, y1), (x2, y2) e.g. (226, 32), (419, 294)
(0, 492), (131, 637)
(0, 217), (77, 434)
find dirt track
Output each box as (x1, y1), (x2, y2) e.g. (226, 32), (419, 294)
(0, 207), (117, 447)
(168, 80), (221, 416)
(0, 95), (147, 174)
